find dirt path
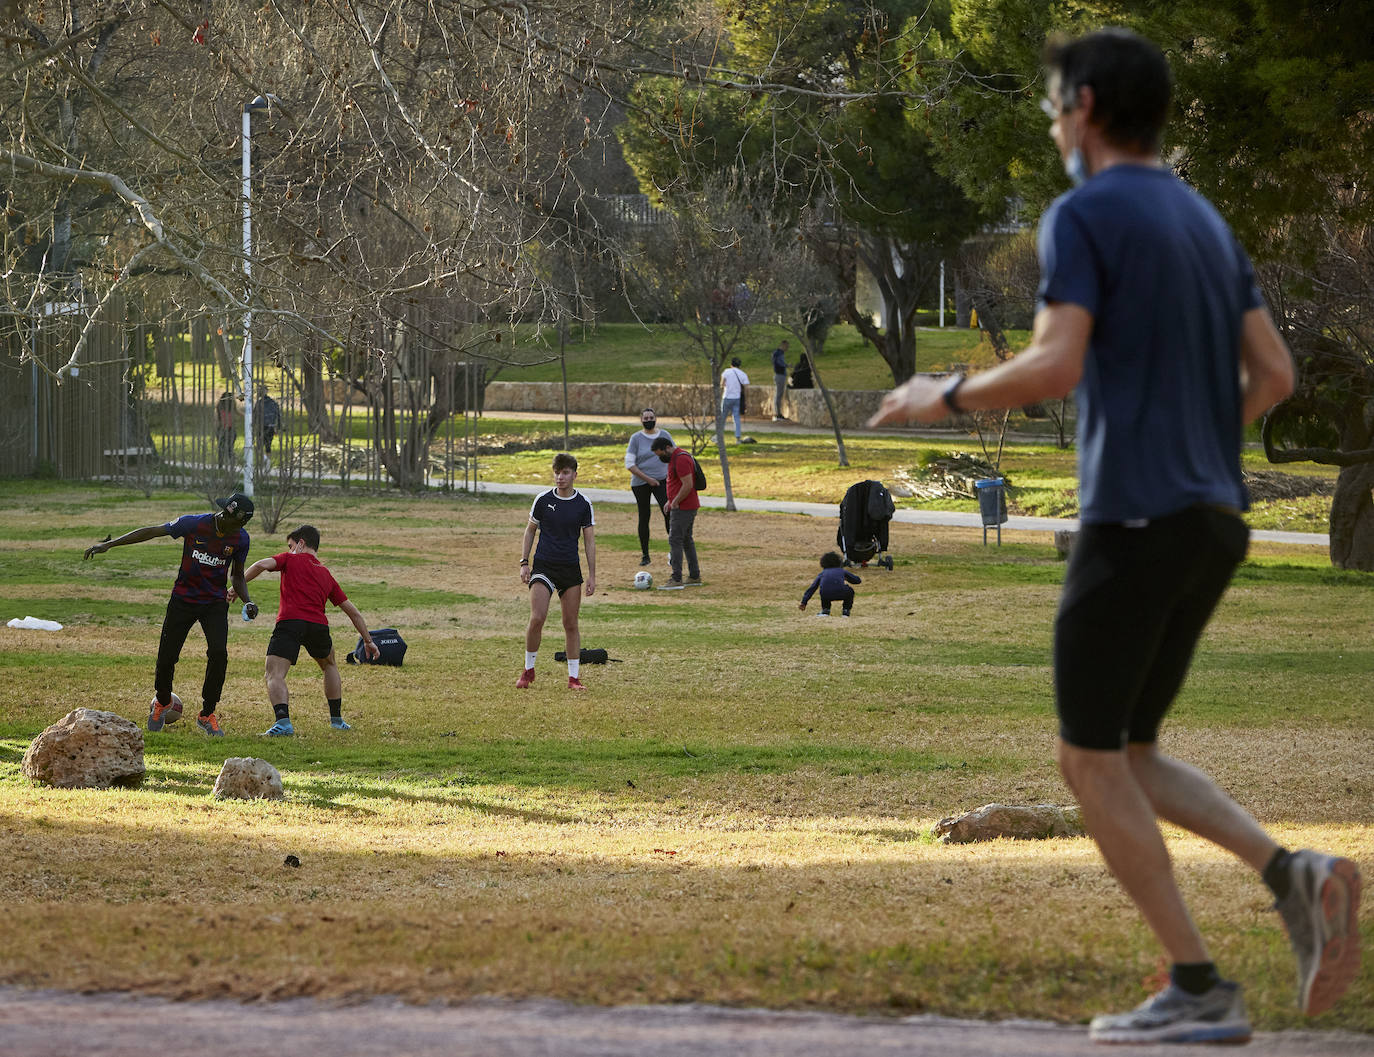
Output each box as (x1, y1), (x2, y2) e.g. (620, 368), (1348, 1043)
(2, 989), (1367, 1057)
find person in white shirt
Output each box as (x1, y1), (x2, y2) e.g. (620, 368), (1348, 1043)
(623, 408), (673, 567)
(719, 356), (749, 442)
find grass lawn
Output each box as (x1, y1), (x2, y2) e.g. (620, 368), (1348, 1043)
(0, 480), (1368, 1030)
(491, 322), (1022, 389)
(471, 426), (1338, 534)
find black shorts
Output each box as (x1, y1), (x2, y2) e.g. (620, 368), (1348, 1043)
(529, 559), (583, 597)
(1053, 505), (1248, 750)
(267, 619), (334, 664)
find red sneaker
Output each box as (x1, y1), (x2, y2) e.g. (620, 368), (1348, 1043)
(567, 676), (587, 691)
(515, 668), (535, 688)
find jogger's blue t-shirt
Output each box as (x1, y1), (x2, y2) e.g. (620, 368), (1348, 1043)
(1037, 165), (1264, 524)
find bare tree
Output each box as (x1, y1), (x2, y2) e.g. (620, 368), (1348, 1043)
(617, 169), (839, 509)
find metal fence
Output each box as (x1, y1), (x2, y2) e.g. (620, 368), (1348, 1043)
(1, 300), (489, 504)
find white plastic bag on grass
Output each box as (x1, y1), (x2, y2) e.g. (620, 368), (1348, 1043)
(7, 616), (63, 631)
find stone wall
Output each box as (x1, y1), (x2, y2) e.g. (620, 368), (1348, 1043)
(483, 381), (933, 429)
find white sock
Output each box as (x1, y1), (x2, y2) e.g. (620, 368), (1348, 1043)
(525, 651), (537, 670)
(568, 658), (580, 678)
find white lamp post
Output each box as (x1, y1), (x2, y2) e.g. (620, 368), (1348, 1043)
(240, 93), (277, 496)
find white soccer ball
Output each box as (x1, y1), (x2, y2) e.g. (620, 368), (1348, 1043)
(633, 571), (653, 590)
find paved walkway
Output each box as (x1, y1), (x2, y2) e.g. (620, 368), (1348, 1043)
(2, 989), (1368, 1057)
(482, 410), (1328, 548)
(477, 481), (1328, 548)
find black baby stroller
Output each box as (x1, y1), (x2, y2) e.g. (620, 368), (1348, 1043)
(837, 479), (895, 569)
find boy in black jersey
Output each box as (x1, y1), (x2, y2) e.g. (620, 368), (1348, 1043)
(517, 453), (597, 690)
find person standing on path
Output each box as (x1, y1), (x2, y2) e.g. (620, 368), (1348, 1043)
(720, 356), (750, 443)
(624, 408), (673, 566)
(650, 435), (700, 589)
(517, 452), (597, 690)
(237, 524), (379, 736)
(870, 27), (1357, 1047)
(83, 493), (256, 737)
(771, 340), (789, 421)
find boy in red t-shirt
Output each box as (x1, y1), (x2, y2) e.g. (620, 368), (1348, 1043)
(239, 524), (379, 735)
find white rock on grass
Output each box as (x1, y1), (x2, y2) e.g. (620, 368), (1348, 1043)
(212, 757), (284, 800)
(22, 709), (145, 789)
(934, 803), (1085, 844)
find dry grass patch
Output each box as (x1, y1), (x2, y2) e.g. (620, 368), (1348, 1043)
(0, 482), (1369, 1031)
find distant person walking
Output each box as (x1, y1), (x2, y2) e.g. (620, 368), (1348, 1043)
(215, 391), (236, 468)
(771, 339), (789, 421)
(624, 408), (672, 566)
(870, 27), (1357, 1047)
(239, 524), (379, 736)
(650, 435), (700, 589)
(254, 386), (282, 468)
(83, 493), (257, 737)
(720, 356), (749, 443)
(517, 453), (597, 690)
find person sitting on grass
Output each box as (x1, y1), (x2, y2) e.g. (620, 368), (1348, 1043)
(237, 524), (379, 735)
(799, 551), (861, 617)
(517, 452), (597, 690)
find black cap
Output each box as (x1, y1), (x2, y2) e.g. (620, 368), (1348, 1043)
(214, 492), (255, 521)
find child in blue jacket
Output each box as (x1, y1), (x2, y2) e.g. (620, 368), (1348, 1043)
(799, 551), (861, 617)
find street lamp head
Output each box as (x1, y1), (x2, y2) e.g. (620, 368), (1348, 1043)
(244, 94), (281, 114)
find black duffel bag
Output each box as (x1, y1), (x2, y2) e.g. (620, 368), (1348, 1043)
(345, 627), (407, 666)
(554, 648), (616, 664)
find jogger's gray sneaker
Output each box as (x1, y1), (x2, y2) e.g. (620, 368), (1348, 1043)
(1274, 850), (1363, 1016)
(1088, 981), (1251, 1045)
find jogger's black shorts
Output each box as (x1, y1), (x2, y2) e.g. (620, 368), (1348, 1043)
(1053, 505), (1248, 750)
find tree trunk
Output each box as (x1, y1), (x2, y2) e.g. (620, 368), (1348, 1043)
(807, 343), (848, 468)
(708, 331), (735, 512)
(1329, 462), (1374, 570)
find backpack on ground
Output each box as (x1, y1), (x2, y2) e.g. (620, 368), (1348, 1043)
(345, 627), (407, 666)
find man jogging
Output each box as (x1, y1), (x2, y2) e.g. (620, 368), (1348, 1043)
(870, 27), (1358, 1046)
(239, 524), (379, 735)
(84, 493), (256, 737)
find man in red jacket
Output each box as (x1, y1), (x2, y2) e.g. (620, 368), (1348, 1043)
(649, 435), (701, 589)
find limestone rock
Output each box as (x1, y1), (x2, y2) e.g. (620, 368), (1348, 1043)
(22, 709), (145, 789)
(212, 757), (284, 800)
(1054, 530), (1078, 559)
(934, 803), (1085, 844)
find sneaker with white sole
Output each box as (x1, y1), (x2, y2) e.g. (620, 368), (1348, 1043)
(567, 676), (587, 691)
(196, 712), (224, 737)
(1088, 981), (1251, 1045)
(1274, 850), (1363, 1016)
(330, 717), (352, 730)
(658, 578), (685, 590)
(261, 719), (294, 736)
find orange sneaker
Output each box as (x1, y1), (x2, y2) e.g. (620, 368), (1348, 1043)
(196, 712), (224, 737)
(568, 676), (587, 691)
(515, 667), (535, 688)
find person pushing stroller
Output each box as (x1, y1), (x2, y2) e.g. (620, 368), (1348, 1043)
(799, 551), (861, 617)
